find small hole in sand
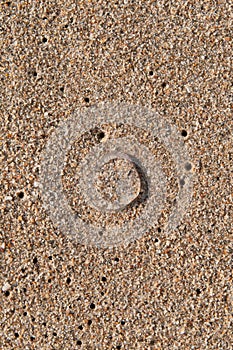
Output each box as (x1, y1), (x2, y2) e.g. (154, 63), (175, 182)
(185, 162), (192, 171)
(180, 179), (185, 187)
(97, 131), (105, 141)
(18, 191), (24, 199)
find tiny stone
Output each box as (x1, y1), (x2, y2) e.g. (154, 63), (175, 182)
(2, 282), (11, 292)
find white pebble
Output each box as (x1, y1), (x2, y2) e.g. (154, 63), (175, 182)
(2, 282), (11, 292)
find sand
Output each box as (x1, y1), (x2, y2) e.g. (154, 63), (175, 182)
(0, 1), (232, 349)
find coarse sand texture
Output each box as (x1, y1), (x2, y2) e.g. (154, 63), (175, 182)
(0, 1), (232, 350)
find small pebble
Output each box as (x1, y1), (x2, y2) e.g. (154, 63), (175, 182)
(2, 282), (11, 292)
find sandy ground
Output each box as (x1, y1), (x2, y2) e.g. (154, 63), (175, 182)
(0, 1), (232, 349)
